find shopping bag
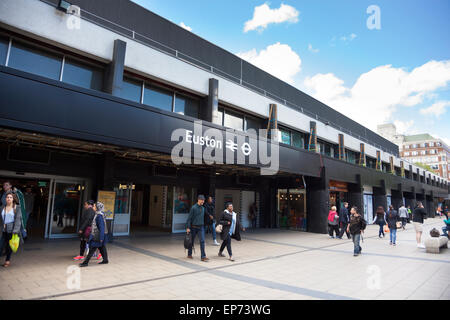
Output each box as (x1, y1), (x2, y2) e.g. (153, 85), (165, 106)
(215, 224), (223, 233)
(384, 225), (390, 233)
(9, 234), (20, 253)
(184, 232), (192, 250)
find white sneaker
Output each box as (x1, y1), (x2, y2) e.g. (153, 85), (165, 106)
(213, 240), (220, 246)
(418, 244), (425, 249)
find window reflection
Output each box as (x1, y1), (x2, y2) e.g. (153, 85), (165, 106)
(8, 41), (62, 80)
(175, 94), (199, 118)
(143, 84), (173, 112)
(62, 58), (103, 91)
(0, 37), (8, 66)
(224, 110), (244, 131)
(118, 77), (142, 103)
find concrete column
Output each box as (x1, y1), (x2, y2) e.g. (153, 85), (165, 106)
(306, 167), (329, 233)
(104, 39), (127, 96)
(205, 78), (219, 124)
(308, 121), (318, 153)
(373, 180), (387, 212)
(348, 175), (363, 213)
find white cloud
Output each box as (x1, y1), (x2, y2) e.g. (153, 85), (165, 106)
(303, 60), (450, 132)
(244, 3), (299, 33)
(179, 22), (192, 32)
(393, 120), (415, 135)
(419, 101), (450, 117)
(308, 44), (319, 53)
(237, 43), (302, 84)
(340, 33), (357, 42)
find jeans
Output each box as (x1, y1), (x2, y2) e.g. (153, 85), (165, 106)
(378, 222), (385, 237)
(211, 222), (217, 241)
(188, 226), (206, 258)
(352, 233), (361, 255)
(219, 233), (232, 257)
(401, 217), (407, 228)
(338, 222), (350, 239)
(390, 228), (397, 244)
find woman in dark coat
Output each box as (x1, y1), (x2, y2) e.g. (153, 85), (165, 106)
(386, 205), (399, 246)
(217, 203), (245, 262)
(79, 202), (109, 267)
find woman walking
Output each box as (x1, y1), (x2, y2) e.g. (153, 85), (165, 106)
(387, 205), (399, 246)
(79, 201), (109, 267)
(372, 206), (387, 238)
(327, 206), (340, 238)
(0, 191), (23, 267)
(217, 203), (245, 262)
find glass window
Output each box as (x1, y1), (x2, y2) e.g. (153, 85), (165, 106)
(0, 36), (8, 66)
(62, 58), (103, 91)
(175, 94), (199, 118)
(8, 41), (62, 80)
(117, 77), (142, 103)
(292, 131), (304, 149)
(217, 108), (224, 126)
(279, 128), (291, 145)
(245, 116), (261, 133)
(144, 84), (173, 112)
(346, 150), (357, 164)
(224, 110), (244, 131)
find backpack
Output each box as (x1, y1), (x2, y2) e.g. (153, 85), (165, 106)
(360, 218), (367, 231)
(328, 211), (337, 222)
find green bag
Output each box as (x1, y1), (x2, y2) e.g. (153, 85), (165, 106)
(9, 234), (19, 253)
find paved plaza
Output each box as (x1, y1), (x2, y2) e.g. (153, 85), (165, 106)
(0, 217), (449, 300)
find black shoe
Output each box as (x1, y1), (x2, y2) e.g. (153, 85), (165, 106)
(79, 262), (88, 267)
(218, 252), (225, 257)
(98, 261), (109, 264)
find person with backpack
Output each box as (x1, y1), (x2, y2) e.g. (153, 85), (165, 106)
(386, 205), (399, 246)
(372, 206), (387, 238)
(79, 202), (109, 267)
(346, 206), (366, 256)
(413, 202), (427, 249)
(327, 206), (340, 239)
(217, 202), (245, 262)
(73, 200), (96, 261)
(398, 203), (408, 230)
(338, 202), (351, 239)
(185, 195), (209, 262)
(0, 191), (23, 267)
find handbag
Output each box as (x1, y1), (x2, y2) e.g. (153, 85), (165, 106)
(9, 234), (20, 253)
(384, 225), (390, 233)
(215, 224), (223, 233)
(396, 221), (403, 229)
(184, 232), (193, 250)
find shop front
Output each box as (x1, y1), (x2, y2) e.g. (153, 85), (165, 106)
(277, 188), (307, 231)
(329, 180), (349, 211)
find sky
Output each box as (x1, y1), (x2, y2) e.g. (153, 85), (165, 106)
(130, 0), (450, 144)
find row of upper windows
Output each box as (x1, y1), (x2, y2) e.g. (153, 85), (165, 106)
(404, 149), (439, 156)
(404, 142), (442, 149)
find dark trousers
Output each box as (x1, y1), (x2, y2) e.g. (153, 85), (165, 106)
(0, 232), (13, 262)
(188, 226), (206, 258)
(219, 233), (232, 257)
(378, 222), (385, 237)
(84, 244), (108, 264)
(401, 217), (407, 228)
(80, 239), (87, 256)
(328, 224), (339, 237)
(339, 222), (350, 239)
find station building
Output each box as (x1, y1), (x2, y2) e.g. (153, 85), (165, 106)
(0, 0), (448, 239)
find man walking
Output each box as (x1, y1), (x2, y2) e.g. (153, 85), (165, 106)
(204, 196), (220, 246)
(73, 200), (96, 261)
(186, 195), (209, 261)
(413, 202), (427, 249)
(338, 202), (350, 239)
(347, 206), (366, 256)
(398, 203), (408, 230)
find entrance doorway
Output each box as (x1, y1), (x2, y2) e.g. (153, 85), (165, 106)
(0, 171), (89, 239)
(276, 188), (307, 231)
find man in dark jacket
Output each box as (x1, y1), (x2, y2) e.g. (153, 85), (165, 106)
(346, 206), (366, 256)
(338, 202), (350, 239)
(413, 202), (427, 249)
(186, 195), (209, 261)
(73, 200), (96, 260)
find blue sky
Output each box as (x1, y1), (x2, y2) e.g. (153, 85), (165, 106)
(131, 0), (450, 143)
